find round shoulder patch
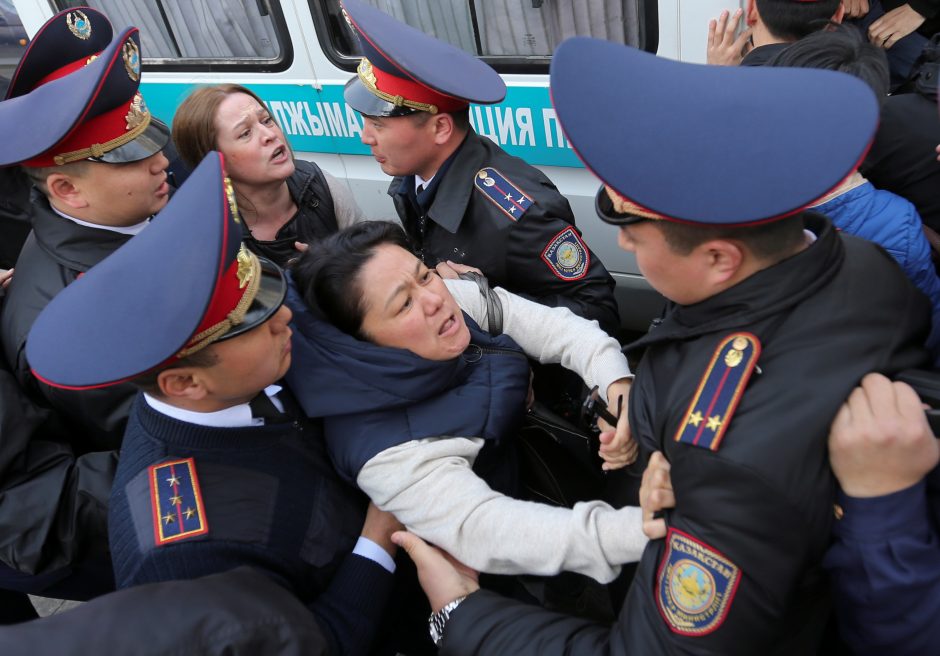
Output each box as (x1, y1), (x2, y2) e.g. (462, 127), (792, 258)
(540, 226), (589, 281)
(656, 527), (741, 636)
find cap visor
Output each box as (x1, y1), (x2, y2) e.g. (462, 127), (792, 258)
(595, 186), (647, 226)
(343, 77), (419, 117)
(217, 257), (288, 342)
(92, 117), (170, 164)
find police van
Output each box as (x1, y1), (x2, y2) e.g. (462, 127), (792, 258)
(11, 0), (739, 331)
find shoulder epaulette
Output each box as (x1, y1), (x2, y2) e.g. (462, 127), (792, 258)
(149, 457), (209, 546)
(674, 333), (761, 451)
(474, 167), (533, 221)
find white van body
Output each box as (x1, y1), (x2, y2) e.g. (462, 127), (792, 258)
(12, 0), (744, 330)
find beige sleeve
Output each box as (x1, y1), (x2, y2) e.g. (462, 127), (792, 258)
(445, 279), (631, 401)
(357, 437), (647, 582)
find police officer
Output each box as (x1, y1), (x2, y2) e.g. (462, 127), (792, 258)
(0, 10), (169, 619)
(0, 9), (170, 445)
(340, 0), (619, 339)
(390, 39), (931, 654)
(25, 152), (399, 655)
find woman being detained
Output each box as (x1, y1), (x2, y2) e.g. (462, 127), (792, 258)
(286, 221), (644, 583)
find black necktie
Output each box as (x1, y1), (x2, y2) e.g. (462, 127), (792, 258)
(249, 392), (287, 423)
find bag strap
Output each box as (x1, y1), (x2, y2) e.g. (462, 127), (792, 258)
(458, 271), (503, 335)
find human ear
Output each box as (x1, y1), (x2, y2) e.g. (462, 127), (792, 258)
(702, 240), (744, 285)
(745, 0), (759, 26)
(157, 368), (208, 401)
(46, 173), (88, 211)
(432, 114), (455, 145)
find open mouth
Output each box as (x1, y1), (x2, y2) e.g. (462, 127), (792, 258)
(271, 145), (287, 162)
(439, 314), (457, 336)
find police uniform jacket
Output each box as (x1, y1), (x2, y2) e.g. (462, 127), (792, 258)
(437, 214), (931, 655)
(0, 192), (136, 449)
(390, 130), (619, 336)
(109, 394), (392, 656)
(825, 460), (940, 655)
(0, 567), (334, 656)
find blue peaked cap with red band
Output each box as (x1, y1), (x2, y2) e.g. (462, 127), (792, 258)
(5, 6), (113, 100)
(550, 38), (880, 226)
(0, 24), (168, 167)
(26, 152), (287, 390)
(341, 0), (505, 117)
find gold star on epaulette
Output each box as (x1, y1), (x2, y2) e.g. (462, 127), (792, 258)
(184, 507), (197, 520)
(687, 411), (703, 427)
(169, 495), (183, 506)
(162, 513), (175, 525)
(166, 475), (180, 487)
(706, 415), (723, 432)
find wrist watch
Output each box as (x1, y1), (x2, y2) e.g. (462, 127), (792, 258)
(428, 595), (467, 646)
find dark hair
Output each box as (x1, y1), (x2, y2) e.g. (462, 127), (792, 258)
(131, 348), (221, 397)
(291, 221), (413, 338)
(654, 214), (806, 260)
(756, 0), (841, 41)
(766, 25), (889, 102)
(172, 84), (286, 169)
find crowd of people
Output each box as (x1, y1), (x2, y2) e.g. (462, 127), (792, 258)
(0, 0), (937, 654)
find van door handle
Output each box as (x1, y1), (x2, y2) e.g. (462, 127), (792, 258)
(256, 0), (270, 17)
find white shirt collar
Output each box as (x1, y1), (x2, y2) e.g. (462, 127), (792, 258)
(51, 204), (150, 236)
(415, 173), (434, 193)
(144, 385), (284, 428)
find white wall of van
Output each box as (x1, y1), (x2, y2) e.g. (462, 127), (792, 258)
(13, 0), (743, 331)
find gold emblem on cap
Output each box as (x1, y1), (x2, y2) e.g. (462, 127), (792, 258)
(123, 39), (141, 82)
(732, 336), (749, 350)
(224, 177), (242, 224)
(125, 92), (147, 131)
(724, 349), (743, 368)
(236, 245), (254, 289)
(67, 10), (92, 40)
(357, 58), (439, 115)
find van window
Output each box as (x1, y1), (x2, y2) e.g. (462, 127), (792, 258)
(313, 0), (648, 70)
(0, 0), (27, 79)
(52, 0), (290, 69)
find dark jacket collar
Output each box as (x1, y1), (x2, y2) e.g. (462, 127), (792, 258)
(30, 191), (135, 273)
(741, 42), (790, 67)
(390, 130), (484, 234)
(627, 213), (844, 352)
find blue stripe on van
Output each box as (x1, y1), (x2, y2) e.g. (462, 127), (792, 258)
(141, 82), (584, 168)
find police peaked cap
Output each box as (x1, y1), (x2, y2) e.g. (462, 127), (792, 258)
(5, 6), (113, 99)
(0, 26), (168, 167)
(341, 0), (505, 117)
(27, 152), (288, 390)
(550, 38), (879, 226)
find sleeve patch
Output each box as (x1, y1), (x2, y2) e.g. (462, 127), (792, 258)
(149, 457), (209, 546)
(540, 226), (590, 281)
(474, 167), (533, 221)
(656, 528), (741, 636)
(673, 333), (760, 451)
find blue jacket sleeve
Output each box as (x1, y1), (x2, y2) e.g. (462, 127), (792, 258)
(308, 552), (394, 656)
(824, 475), (940, 656)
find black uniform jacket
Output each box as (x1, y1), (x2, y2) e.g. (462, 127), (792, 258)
(390, 130), (619, 336)
(0, 193), (136, 449)
(0, 194), (134, 575)
(439, 214), (931, 655)
(0, 567), (332, 656)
